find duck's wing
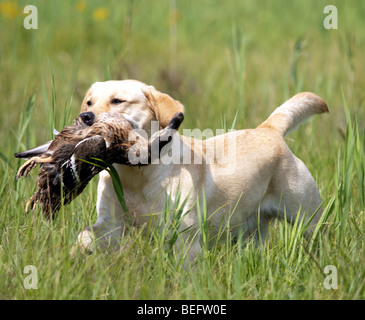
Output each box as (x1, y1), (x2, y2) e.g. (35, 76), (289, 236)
(62, 135), (107, 192)
(14, 141), (52, 159)
(26, 135), (106, 219)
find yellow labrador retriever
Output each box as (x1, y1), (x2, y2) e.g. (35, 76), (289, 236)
(70, 80), (328, 261)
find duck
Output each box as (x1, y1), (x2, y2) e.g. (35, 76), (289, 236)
(15, 111), (184, 219)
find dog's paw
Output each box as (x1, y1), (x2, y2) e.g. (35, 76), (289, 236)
(70, 229), (95, 257)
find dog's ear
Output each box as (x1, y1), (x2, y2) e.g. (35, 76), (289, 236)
(142, 86), (184, 128)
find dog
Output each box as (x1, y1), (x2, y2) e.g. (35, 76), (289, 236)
(73, 80), (328, 260)
(17, 80), (328, 262)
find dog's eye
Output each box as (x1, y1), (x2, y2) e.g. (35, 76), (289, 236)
(86, 101), (92, 106)
(111, 98), (126, 105)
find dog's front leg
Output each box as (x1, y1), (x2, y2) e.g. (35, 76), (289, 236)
(173, 212), (203, 267)
(71, 171), (125, 255)
(180, 235), (202, 267)
(72, 219), (124, 255)
(71, 214), (125, 255)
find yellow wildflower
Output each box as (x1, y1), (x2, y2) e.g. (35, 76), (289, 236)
(92, 7), (108, 21)
(0, 1), (19, 19)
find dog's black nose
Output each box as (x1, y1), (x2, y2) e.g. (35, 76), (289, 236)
(79, 112), (95, 126)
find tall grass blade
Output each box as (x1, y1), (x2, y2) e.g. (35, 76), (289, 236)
(80, 158), (128, 214)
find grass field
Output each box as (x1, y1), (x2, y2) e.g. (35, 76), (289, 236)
(0, 0), (364, 300)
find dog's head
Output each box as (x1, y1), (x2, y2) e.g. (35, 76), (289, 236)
(80, 80), (184, 136)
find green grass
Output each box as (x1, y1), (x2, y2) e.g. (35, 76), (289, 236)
(1, 0), (365, 299)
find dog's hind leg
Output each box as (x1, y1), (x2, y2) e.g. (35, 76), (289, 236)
(238, 211), (272, 246)
(255, 213), (273, 245)
(265, 152), (323, 237)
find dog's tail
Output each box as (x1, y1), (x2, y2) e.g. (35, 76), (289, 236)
(257, 92), (328, 137)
